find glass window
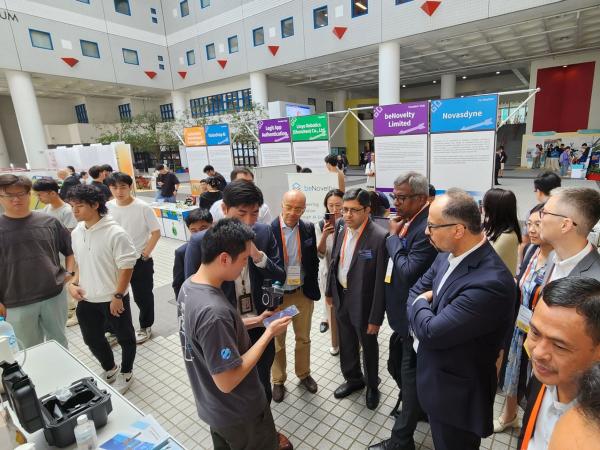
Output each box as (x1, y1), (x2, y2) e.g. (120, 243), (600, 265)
(180, 0), (189, 17)
(253, 27), (264, 46)
(150, 7), (157, 14)
(352, 0), (368, 17)
(114, 0), (131, 15)
(190, 89), (252, 118)
(80, 40), (100, 58)
(206, 43), (215, 60)
(228, 35), (239, 54)
(77, 0), (90, 4)
(152, 17), (158, 24)
(281, 17), (294, 38)
(160, 103), (175, 121)
(75, 104), (88, 123)
(119, 103), (132, 121)
(308, 98), (316, 107)
(200, 0), (210, 8)
(186, 49), (196, 66)
(326, 100), (334, 112)
(314, 6), (328, 28)
(158, 55), (163, 61)
(159, 64), (165, 70)
(29, 29), (53, 50)
(122, 48), (139, 65)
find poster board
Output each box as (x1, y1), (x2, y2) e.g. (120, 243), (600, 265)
(258, 118), (294, 167)
(183, 127), (207, 147)
(186, 146), (210, 196)
(205, 124), (234, 181)
(254, 164), (298, 219)
(290, 114), (330, 173)
(287, 172), (339, 223)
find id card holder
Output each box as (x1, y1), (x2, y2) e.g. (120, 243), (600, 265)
(516, 304), (533, 333)
(385, 259), (393, 284)
(239, 293), (253, 315)
(286, 265), (301, 286)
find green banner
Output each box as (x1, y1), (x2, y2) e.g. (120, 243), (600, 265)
(290, 114), (329, 141)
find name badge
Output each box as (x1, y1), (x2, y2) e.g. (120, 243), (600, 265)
(358, 249), (373, 260)
(516, 304), (533, 333)
(239, 293), (253, 315)
(385, 259), (393, 284)
(286, 265), (301, 286)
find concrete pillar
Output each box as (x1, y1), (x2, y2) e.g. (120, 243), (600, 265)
(249, 71), (268, 112)
(335, 89), (348, 111)
(441, 74), (456, 99)
(0, 122), (9, 168)
(171, 91), (187, 120)
(378, 42), (401, 105)
(5, 70), (48, 168)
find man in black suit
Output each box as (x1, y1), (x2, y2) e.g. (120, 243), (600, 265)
(270, 190), (320, 402)
(370, 172), (437, 450)
(326, 188), (388, 410)
(518, 277), (600, 450)
(408, 188), (515, 450)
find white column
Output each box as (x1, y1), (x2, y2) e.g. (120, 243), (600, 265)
(249, 71), (268, 111)
(0, 122), (9, 168)
(171, 91), (187, 120)
(5, 70), (48, 168)
(441, 74), (456, 99)
(378, 42), (401, 105)
(335, 89), (348, 111)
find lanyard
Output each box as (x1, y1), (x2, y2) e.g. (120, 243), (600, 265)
(519, 248), (540, 291)
(279, 217), (302, 265)
(399, 202), (429, 238)
(520, 384), (547, 450)
(340, 219), (368, 266)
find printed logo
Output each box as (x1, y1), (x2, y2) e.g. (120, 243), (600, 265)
(220, 347), (232, 360)
(292, 182), (302, 190)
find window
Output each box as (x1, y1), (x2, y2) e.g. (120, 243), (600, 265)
(160, 103), (175, 121)
(159, 64), (165, 70)
(122, 48), (139, 65)
(186, 49), (196, 66)
(180, 0), (189, 17)
(395, 0), (413, 3)
(114, 0), (131, 15)
(29, 29), (53, 50)
(119, 103), (132, 121)
(314, 6), (328, 28)
(190, 88), (252, 118)
(252, 27), (264, 46)
(352, 0), (368, 17)
(200, 0), (210, 8)
(228, 35), (239, 54)
(152, 17), (158, 23)
(308, 98), (316, 108)
(150, 7), (157, 14)
(326, 100), (334, 112)
(75, 104), (88, 123)
(80, 40), (100, 58)
(206, 43), (215, 60)
(281, 17), (294, 38)
(77, 0), (90, 3)
(158, 55), (163, 62)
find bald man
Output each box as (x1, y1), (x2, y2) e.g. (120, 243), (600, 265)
(270, 190), (321, 402)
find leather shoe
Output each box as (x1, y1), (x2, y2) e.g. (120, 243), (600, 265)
(368, 439), (403, 450)
(278, 432), (293, 450)
(366, 387), (380, 410)
(300, 375), (318, 394)
(334, 380), (365, 399)
(320, 321), (329, 333)
(272, 384), (285, 403)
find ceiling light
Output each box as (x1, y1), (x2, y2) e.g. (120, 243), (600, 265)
(462, 76), (467, 79)
(563, 65), (568, 68)
(402, 84), (406, 88)
(433, 80), (437, 84)
(355, 1), (367, 11)
(496, 71), (501, 75)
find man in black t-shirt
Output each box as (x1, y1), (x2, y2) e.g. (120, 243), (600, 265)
(89, 165), (113, 201)
(155, 164), (180, 203)
(203, 164), (227, 191)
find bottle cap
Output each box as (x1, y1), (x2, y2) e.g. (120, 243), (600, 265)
(77, 415), (88, 425)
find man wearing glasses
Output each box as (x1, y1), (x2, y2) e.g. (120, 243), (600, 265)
(326, 188), (388, 410)
(407, 188), (515, 450)
(270, 190), (321, 402)
(539, 187), (600, 283)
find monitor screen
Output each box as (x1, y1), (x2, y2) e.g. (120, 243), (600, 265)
(285, 103), (312, 117)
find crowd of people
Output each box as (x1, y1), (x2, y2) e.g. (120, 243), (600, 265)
(1, 158), (600, 450)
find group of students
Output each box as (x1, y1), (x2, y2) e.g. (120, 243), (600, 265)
(532, 142), (592, 176)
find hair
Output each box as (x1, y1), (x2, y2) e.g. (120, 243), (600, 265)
(203, 165), (215, 173)
(66, 184), (108, 215)
(222, 180), (264, 208)
(343, 188), (371, 208)
(393, 172), (429, 196)
(0, 174), (32, 193)
(80, 171), (87, 178)
(369, 191), (387, 216)
(441, 188), (482, 234)
(534, 171), (562, 196)
(100, 164), (113, 173)
(155, 164), (165, 171)
(67, 165), (76, 174)
(428, 184), (436, 198)
(105, 172), (133, 187)
(324, 155), (338, 166)
(551, 187), (600, 235)
(323, 189), (344, 209)
(88, 165), (102, 179)
(295, 165), (302, 173)
(230, 167), (254, 181)
(578, 363), (600, 425)
(300, 167), (313, 173)
(200, 218), (256, 264)
(32, 178), (59, 193)
(482, 188), (522, 243)
(529, 202), (545, 216)
(185, 208), (213, 227)
(206, 176), (221, 190)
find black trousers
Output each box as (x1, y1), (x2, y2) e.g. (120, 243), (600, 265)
(428, 419), (481, 450)
(130, 257), (155, 329)
(390, 337), (423, 450)
(248, 327), (276, 403)
(76, 295), (136, 373)
(210, 403), (277, 450)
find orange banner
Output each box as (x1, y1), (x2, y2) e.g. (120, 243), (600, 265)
(184, 127), (207, 147)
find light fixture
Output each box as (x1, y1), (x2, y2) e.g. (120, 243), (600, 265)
(462, 76), (467, 79)
(496, 71), (501, 75)
(433, 80), (437, 84)
(563, 65), (568, 68)
(355, 1), (367, 11)
(402, 84), (406, 88)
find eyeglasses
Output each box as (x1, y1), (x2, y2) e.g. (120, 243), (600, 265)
(282, 205), (306, 214)
(0, 191), (29, 199)
(540, 208), (577, 226)
(390, 193), (419, 202)
(342, 207), (366, 215)
(426, 222), (463, 232)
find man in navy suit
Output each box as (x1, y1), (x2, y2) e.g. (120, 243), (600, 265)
(270, 190), (321, 402)
(408, 188), (515, 450)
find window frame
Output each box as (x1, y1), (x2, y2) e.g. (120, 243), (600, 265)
(119, 103), (132, 121)
(122, 48), (139, 65)
(205, 43), (216, 60)
(228, 35), (239, 54)
(80, 39), (100, 58)
(252, 27), (264, 47)
(186, 49), (196, 66)
(180, 0), (189, 17)
(75, 104), (89, 124)
(313, 6), (328, 29)
(160, 103), (175, 121)
(326, 100), (334, 112)
(200, 0), (210, 8)
(281, 17), (294, 39)
(114, 0), (131, 16)
(351, 0), (368, 18)
(29, 29), (53, 50)
(76, 0), (90, 4)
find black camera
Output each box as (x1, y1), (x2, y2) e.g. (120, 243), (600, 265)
(261, 279), (284, 310)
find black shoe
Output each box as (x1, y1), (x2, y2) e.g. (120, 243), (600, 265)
(366, 387), (380, 410)
(272, 384), (285, 403)
(418, 412), (429, 423)
(333, 380), (365, 399)
(368, 439), (403, 450)
(300, 375), (318, 394)
(320, 321), (329, 333)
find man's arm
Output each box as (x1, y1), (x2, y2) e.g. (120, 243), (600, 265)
(173, 246), (185, 297)
(252, 228), (285, 284)
(387, 230), (437, 289)
(368, 232), (389, 332)
(110, 232), (138, 316)
(143, 230), (161, 258)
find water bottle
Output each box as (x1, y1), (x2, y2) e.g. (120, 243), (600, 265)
(0, 317), (18, 354)
(74, 415), (97, 450)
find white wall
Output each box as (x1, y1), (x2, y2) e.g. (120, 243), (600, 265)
(0, 95), (26, 165)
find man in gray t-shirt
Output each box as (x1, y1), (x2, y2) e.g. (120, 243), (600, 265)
(178, 218), (291, 449)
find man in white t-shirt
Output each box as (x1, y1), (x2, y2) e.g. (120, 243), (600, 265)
(106, 172), (161, 344)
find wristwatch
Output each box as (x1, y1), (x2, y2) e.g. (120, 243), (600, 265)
(113, 293), (124, 299)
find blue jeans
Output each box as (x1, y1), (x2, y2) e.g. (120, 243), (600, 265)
(155, 193), (176, 203)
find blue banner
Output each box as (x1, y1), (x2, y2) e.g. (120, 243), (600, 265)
(430, 95), (498, 133)
(205, 124), (231, 146)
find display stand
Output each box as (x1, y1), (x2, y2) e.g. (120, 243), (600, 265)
(290, 114), (330, 173)
(205, 124), (234, 181)
(287, 172), (339, 223)
(258, 118), (294, 167)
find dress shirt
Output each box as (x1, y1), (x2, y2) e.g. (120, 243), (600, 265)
(337, 225), (361, 289)
(549, 243), (593, 282)
(281, 221), (304, 291)
(527, 385), (577, 450)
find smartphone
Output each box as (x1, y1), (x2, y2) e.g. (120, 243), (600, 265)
(324, 213), (336, 228)
(263, 305), (300, 327)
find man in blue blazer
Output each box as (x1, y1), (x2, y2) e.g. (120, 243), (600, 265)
(408, 188), (515, 450)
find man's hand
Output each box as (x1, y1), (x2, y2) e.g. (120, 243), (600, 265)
(389, 217), (406, 236)
(421, 291), (434, 303)
(325, 296), (333, 307)
(68, 283), (86, 301)
(110, 297), (125, 317)
(366, 324), (380, 335)
(250, 242), (264, 264)
(0, 304), (6, 318)
(322, 222), (335, 237)
(258, 310), (275, 322)
(266, 316), (292, 338)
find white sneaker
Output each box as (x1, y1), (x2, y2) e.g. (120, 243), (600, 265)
(135, 327), (152, 344)
(105, 332), (118, 347)
(113, 372), (133, 394)
(66, 316), (79, 327)
(101, 365), (119, 384)
(330, 346), (340, 356)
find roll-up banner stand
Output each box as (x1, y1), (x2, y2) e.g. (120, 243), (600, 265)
(205, 124), (234, 181)
(258, 118), (294, 167)
(373, 101), (429, 205)
(429, 94), (499, 202)
(290, 114), (330, 173)
(183, 126), (208, 196)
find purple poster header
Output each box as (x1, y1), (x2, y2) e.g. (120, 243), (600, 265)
(373, 101), (429, 136)
(258, 118), (291, 144)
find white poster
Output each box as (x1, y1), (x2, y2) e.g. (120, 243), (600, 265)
(291, 141), (329, 173)
(430, 130), (496, 198)
(207, 145), (234, 181)
(287, 172), (339, 223)
(375, 134), (428, 191)
(186, 147), (209, 181)
(260, 143), (294, 167)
